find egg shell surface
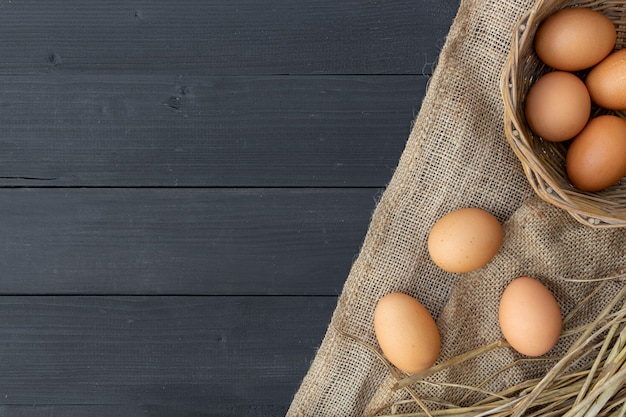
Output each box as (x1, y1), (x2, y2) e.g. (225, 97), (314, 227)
(498, 277), (562, 357)
(427, 207), (503, 273)
(534, 7), (616, 71)
(566, 115), (626, 192)
(524, 71), (591, 142)
(586, 49), (626, 110)
(374, 292), (440, 374)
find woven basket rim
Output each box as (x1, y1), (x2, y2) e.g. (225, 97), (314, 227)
(500, 0), (626, 228)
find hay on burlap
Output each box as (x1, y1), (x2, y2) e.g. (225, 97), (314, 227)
(286, 0), (626, 415)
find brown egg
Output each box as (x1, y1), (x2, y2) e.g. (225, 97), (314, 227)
(427, 208), (503, 273)
(498, 277), (562, 356)
(586, 49), (626, 110)
(374, 292), (440, 374)
(566, 115), (626, 192)
(524, 71), (591, 142)
(535, 7), (616, 71)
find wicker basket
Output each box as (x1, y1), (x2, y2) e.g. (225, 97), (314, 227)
(501, 0), (626, 228)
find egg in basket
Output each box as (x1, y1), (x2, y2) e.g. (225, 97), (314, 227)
(501, 0), (626, 228)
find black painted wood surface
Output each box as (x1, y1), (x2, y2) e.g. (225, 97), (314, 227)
(0, 75), (424, 187)
(0, 1), (459, 415)
(0, 188), (378, 295)
(0, 296), (335, 416)
(0, 1), (455, 75)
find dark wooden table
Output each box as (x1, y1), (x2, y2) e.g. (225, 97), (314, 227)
(0, 1), (458, 415)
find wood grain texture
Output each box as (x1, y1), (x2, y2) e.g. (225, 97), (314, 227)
(0, 188), (378, 295)
(0, 74), (422, 187)
(0, 405), (287, 417)
(0, 0), (457, 75)
(0, 295), (335, 412)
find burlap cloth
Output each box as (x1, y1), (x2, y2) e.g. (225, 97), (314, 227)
(287, 0), (626, 415)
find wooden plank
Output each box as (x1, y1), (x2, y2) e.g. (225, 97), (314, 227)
(0, 295), (336, 411)
(0, 74), (422, 187)
(0, 0), (458, 75)
(0, 405), (288, 417)
(0, 188), (377, 295)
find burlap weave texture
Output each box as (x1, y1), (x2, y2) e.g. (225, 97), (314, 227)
(287, 0), (626, 415)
